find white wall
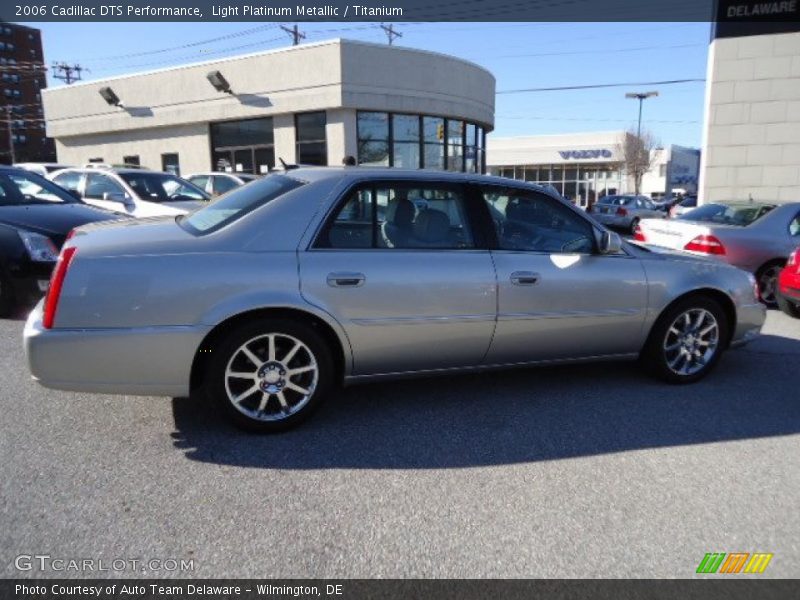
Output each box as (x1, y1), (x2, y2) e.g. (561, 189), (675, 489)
(700, 31), (800, 203)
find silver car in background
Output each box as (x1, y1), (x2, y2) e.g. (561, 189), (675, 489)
(24, 168), (764, 432)
(186, 171), (259, 197)
(636, 201), (800, 306)
(589, 194), (666, 233)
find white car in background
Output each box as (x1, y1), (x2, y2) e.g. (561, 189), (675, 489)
(50, 167), (209, 218)
(186, 171), (258, 196)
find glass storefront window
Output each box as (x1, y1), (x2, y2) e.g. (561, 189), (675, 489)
(393, 142), (420, 169)
(358, 112), (389, 143)
(210, 117), (274, 148)
(423, 116), (445, 143)
(393, 114), (420, 142)
(424, 143), (445, 170)
(296, 111), (327, 166)
(359, 141), (390, 167)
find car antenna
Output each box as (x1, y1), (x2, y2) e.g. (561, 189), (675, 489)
(278, 158), (299, 170)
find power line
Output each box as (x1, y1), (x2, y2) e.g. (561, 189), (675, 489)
(497, 79), (706, 94)
(51, 63), (86, 85)
(380, 23), (403, 46)
(280, 24), (306, 46)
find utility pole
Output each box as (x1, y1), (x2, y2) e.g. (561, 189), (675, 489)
(5, 106), (15, 164)
(280, 24), (305, 46)
(380, 23), (402, 45)
(51, 62), (85, 85)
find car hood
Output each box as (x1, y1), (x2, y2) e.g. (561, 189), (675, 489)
(0, 203), (122, 245)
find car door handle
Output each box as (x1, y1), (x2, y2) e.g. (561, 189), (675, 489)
(327, 272), (366, 288)
(510, 271), (540, 286)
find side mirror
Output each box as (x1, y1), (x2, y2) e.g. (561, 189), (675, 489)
(598, 230), (623, 255)
(102, 191), (130, 205)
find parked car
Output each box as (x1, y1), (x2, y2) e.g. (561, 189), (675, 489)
(24, 168), (764, 432)
(635, 201), (800, 306)
(777, 246), (800, 318)
(0, 166), (122, 316)
(589, 194), (665, 233)
(669, 195), (698, 218)
(13, 162), (73, 178)
(50, 168), (210, 218)
(186, 172), (258, 196)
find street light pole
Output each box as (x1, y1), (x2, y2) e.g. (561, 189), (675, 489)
(625, 91), (658, 139)
(625, 91), (658, 194)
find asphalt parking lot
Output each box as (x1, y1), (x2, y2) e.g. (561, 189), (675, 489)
(1, 309), (799, 579)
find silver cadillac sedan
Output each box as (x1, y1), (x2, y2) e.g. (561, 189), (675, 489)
(24, 168), (765, 432)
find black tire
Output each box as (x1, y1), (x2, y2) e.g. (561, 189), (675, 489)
(207, 318), (334, 432)
(0, 270), (15, 318)
(629, 217), (640, 235)
(641, 295), (729, 384)
(755, 260), (785, 308)
(777, 294), (800, 319)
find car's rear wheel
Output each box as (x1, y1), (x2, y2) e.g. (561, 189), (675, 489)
(756, 261), (784, 307)
(776, 294), (800, 319)
(642, 296), (729, 384)
(208, 318), (333, 432)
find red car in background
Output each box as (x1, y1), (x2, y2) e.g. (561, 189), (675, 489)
(777, 247), (800, 318)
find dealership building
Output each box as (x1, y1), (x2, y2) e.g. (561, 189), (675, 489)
(700, 2), (800, 204)
(42, 39), (494, 176)
(487, 131), (700, 208)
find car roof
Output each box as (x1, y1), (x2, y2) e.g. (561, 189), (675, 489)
(284, 166), (559, 191)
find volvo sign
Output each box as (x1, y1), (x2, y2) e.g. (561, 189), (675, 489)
(558, 149), (613, 160)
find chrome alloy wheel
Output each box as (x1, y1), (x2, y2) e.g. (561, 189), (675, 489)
(224, 333), (319, 422)
(662, 308), (719, 376)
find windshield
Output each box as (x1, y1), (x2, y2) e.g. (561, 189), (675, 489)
(678, 203), (774, 226)
(0, 171), (80, 205)
(119, 172), (209, 203)
(180, 175), (305, 235)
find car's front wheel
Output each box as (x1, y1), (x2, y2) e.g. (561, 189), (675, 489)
(208, 318), (333, 432)
(642, 296), (729, 384)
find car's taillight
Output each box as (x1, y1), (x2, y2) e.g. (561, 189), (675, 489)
(616, 207), (628, 216)
(684, 235), (726, 255)
(634, 225), (646, 242)
(42, 246), (77, 329)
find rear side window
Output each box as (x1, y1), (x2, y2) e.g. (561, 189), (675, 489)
(179, 174), (305, 235)
(315, 183), (475, 250)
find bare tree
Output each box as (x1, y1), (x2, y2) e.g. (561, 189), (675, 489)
(621, 128), (661, 195)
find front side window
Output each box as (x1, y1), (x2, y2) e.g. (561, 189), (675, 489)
(317, 183), (475, 250)
(187, 175), (210, 192)
(213, 176), (240, 196)
(52, 171), (82, 192)
(484, 187), (595, 254)
(84, 173), (126, 200)
(296, 112), (327, 166)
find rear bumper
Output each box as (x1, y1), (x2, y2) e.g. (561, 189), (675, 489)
(730, 302), (766, 348)
(23, 301), (212, 397)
